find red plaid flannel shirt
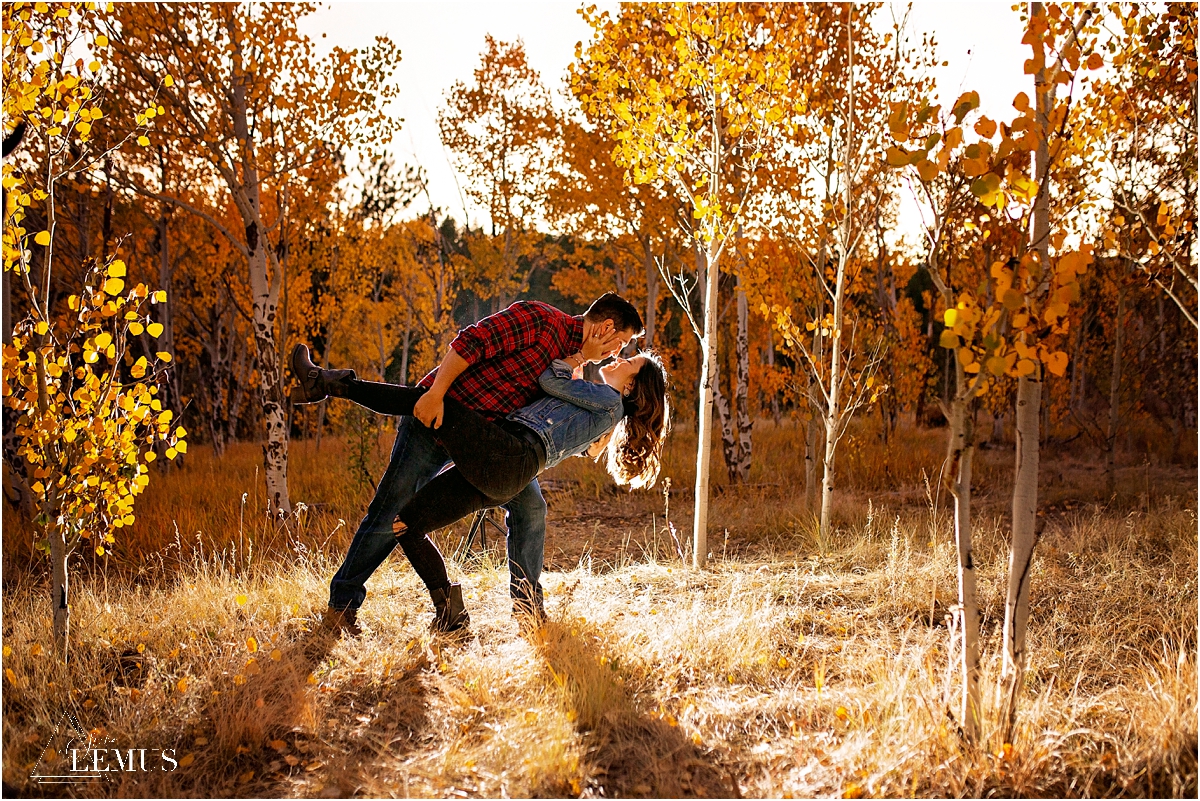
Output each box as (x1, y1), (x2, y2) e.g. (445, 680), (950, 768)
(418, 301), (584, 420)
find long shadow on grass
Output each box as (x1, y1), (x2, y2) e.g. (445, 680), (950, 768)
(107, 626), (430, 798)
(534, 620), (741, 798)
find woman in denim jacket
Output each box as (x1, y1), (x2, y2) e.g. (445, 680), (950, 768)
(293, 339), (669, 630)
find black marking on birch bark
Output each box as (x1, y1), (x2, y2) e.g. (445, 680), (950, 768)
(245, 222), (259, 253)
(58, 583), (67, 608)
(965, 553), (974, 570)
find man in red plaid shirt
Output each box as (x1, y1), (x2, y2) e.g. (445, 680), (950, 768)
(324, 293), (644, 633)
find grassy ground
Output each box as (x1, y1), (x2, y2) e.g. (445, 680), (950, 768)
(2, 418), (1196, 797)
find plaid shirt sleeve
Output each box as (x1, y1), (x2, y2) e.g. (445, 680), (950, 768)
(448, 301), (548, 365)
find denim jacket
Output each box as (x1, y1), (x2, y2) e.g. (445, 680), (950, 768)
(507, 359), (625, 469)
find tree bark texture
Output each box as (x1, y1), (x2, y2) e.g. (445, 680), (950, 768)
(947, 388), (982, 741)
(733, 271), (753, 482)
(1003, 373), (1042, 730)
(692, 235), (720, 569)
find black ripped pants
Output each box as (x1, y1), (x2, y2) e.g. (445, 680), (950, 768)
(341, 379), (545, 592)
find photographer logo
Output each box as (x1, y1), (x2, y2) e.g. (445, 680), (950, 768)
(30, 712), (178, 785)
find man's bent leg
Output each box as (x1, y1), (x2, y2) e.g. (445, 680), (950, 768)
(328, 417), (448, 610)
(502, 479), (547, 615)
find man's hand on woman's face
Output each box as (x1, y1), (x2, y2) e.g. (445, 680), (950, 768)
(581, 326), (624, 363)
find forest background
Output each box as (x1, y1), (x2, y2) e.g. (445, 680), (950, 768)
(1, 2), (1196, 798)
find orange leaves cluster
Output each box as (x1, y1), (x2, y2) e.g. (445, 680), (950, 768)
(1, 256), (184, 555)
(938, 248), (1090, 388)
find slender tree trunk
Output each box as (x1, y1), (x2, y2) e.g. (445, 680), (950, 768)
(400, 305), (413, 385)
(643, 237), (659, 348)
(766, 328), (781, 426)
(804, 370), (821, 509)
(49, 522), (69, 659)
(819, 251), (847, 541)
(1105, 281), (1126, 495)
(230, 63), (290, 515)
(693, 234), (720, 568)
(733, 270), (752, 482)
(947, 383), (981, 741)
(1003, 373), (1041, 729)
(713, 371), (739, 483)
(1002, 2), (1058, 733)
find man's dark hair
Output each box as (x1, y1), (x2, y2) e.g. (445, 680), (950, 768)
(584, 292), (644, 336)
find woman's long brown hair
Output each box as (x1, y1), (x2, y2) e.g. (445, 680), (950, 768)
(605, 350), (670, 489)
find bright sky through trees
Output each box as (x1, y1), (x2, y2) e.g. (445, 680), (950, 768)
(298, 1), (1032, 247)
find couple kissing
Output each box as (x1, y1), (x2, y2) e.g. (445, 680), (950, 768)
(290, 292), (670, 636)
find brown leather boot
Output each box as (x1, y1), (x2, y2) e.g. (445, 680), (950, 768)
(430, 584), (470, 633)
(290, 343), (356, 404)
(320, 606), (362, 637)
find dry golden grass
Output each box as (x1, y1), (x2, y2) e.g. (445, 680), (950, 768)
(1, 419), (1196, 798)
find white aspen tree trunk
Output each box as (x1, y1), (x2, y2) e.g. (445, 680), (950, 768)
(733, 270), (752, 483)
(691, 88), (725, 570)
(805, 245), (827, 511)
(819, 252), (846, 541)
(713, 373), (739, 483)
(1105, 279), (1126, 495)
(819, 13), (853, 543)
(1003, 372), (1041, 721)
(693, 232), (721, 569)
(804, 368), (821, 509)
(1003, 1), (1053, 727)
(231, 64), (290, 516)
(946, 374), (982, 741)
(50, 520), (69, 659)
(642, 237), (658, 347)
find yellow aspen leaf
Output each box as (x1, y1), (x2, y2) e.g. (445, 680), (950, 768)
(235, 594), (249, 606)
(107, 260), (126, 277)
(270, 649), (282, 662)
(34, 231), (51, 246)
(177, 677), (188, 693)
(96, 546), (105, 555)
(246, 636), (258, 653)
(175, 440), (187, 454)
(1045, 351), (1068, 377)
(178, 754), (195, 767)
(103, 278), (124, 295)
(146, 322), (164, 338)
(128, 322), (144, 336)
(96, 34), (109, 47)
(137, 135), (150, 146)
(153, 290), (167, 302)
(157, 351), (173, 362)
(1015, 358), (1036, 377)
(35, 321), (48, 335)
(164, 74), (174, 87)
(943, 308), (958, 327)
(30, 644), (44, 657)
(938, 330), (959, 349)
(4, 669), (15, 684)
(986, 356), (1007, 376)
(94, 332), (112, 349)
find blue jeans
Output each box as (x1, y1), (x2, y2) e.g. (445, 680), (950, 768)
(328, 415), (546, 611)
